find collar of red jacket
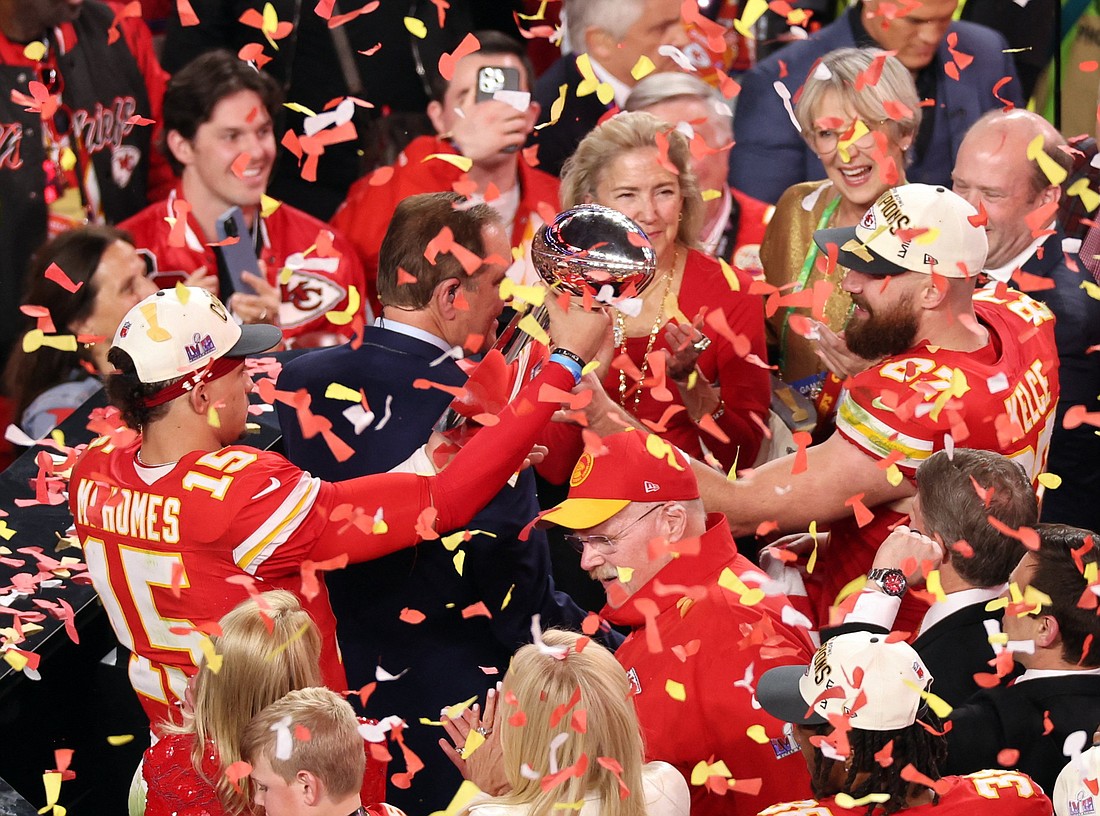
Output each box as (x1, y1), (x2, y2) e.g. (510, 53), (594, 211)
(601, 514), (747, 628)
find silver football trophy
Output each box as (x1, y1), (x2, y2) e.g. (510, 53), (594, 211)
(435, 204), (657, 432)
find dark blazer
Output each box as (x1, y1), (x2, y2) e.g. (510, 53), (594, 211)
(529, 54), (619, 178)
(727, 5), (1023, 205)
(1020, 232), (1100, 532)
(823, 600), (1010, 708)
(946, 673), (1100, 793)
(911, 601), (1008, 708)
(276, 326), (606, 814)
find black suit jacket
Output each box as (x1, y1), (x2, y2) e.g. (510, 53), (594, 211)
(529, 54), (619, 178)
(946, 673), (1100, 793)
(912, 601), (1010, 708)
(276, 326), (605, 813)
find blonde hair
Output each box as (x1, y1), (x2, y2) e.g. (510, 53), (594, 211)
(560, 111), (704, 249)
(795, 48), (921, 153)
(163, 590), (323, 815)
(241, 687), (365, 799)
(495, 630), (648, 816)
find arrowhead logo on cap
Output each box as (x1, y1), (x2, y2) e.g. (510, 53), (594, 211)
(860, 210), (877, 230)
(644, 480), (660, 493)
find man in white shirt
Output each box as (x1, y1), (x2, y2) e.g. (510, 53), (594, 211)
(833, 448), (1038, 707)
(951, 109), (1100, 533)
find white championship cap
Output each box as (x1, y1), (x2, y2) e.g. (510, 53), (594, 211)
(814, 183), (988, 278)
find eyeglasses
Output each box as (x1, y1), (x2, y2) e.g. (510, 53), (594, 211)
(808, 117), (893, 156)
(565, 503), (665, 555)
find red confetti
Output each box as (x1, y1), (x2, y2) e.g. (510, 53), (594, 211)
(438, 32), (480, 82)
(44, 262), (83, 293)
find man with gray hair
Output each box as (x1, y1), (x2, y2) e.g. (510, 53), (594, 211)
(951, 109), (1100, 533)
(529, 0), (690, 176)
(625, 72), (768, 267)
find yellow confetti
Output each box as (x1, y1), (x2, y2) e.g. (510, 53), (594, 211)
(617, 565), (635, 583)
(1067, 178), (1100, 213)
(518, 313), (550, 345)
(423, 152), (473, 172)
(207, 406), (221, 429)
(717, 257), (741, 292)
(502, 583), (514, 610)
(59, 148), (76, 172)
(806, 521), (819, 574)
(718, 567), (765, 605)
(581, 360), (601, 375)
(437, 780), (482, 816)
(925, 569), (947, 603)
(701, 188), (722, 202)
(551, 803), (585, 811)
(904, 680), (952, 718)
(985, 596), (1008, 612)
(885, 463), (904, 487)
(0, 520), (16, 541)
(265, 621), (311, 660)
(837, 120), (869, 163)
(1037, 472), (1062, 489)
(441, 530), (466, 552)
(835, 792), (891, 809)
(261, 194), (282, 218)
(453, 549), (466, 575)
(326, 285), (362, 326)
(929, 367), (968, 422)
(22, 331), (77, 354)
(4, 650), (28, 671)
(40, 771), (65, 816)
(537, 83), (569, 130)
(199, 634), (222, 673)
(325, 383), (362, 402)
(834, 573), (868, 605)
(173, 282), (191, 305)
(404, 16), (427, 38)
(733, 0), (768, 37)
(279, 265), (294, 285)
(745, 724), (770, 744)
(107, 735), (134, 746)
(691, 759), (732, 784)
(517, 0), (549, 20)
(462, 728), (486, 757)
(631, 55), (656, 81)
(1027, 134), (1069, 186)
(23, 41), (46, 61)
(283, 101), (317, 117)
(499, 278), (546, 306)
(1082, 280), (1100, 301)
(665, 679), (686, 701)
(443, 695), (479, 720)
(575, 54), (614, 105)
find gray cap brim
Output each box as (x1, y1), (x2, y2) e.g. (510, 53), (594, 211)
(756, 664), (826, 726)
(814, 225), (911, 278)
(227, 322), (283, 358)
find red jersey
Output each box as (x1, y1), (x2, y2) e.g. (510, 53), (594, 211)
(121, 189), (368, 347)
(810, 287), (1059, 630)
(758, 770), (1053, 816)
(69, 361), (577, 727)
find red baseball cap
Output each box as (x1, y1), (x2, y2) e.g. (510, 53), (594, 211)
(541, 430), (700, 530)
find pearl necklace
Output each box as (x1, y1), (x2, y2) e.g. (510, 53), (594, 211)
(617, 247), (681, 412)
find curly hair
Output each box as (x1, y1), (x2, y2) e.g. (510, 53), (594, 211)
(104, 347), (176, 430)
(805, 719), (948, 814)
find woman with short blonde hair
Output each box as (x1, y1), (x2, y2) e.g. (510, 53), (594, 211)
(443, 630), (688, 816)
(559, 111), (771, 470)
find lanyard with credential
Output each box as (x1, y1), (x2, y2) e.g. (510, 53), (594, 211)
(777, 195), (842, 375)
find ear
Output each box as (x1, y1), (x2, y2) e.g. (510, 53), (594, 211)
(919, 276), (948, 310)
(427, 100), (448, 137)
(187, 380), (209, 415)
(165, 130), (194, 169)
(1035, 614), (1061, 650)
(584, 25), (614, 63)
(297, 770), (324, 807)
(523, 100), (542, 134)
(661, 502), (689, 543)
(1039, 183), (1061, 208)
(433, 277), (462, 321)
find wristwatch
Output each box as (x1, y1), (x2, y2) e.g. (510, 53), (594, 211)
(867, 568), (908, 597)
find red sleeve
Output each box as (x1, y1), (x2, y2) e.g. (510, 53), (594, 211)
(118, 10), (175, 201)
(308, 361), (578, 562)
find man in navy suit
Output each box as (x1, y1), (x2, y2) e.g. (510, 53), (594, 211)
(275, 192), (607, 814)
(828, 448), (1037, 708)
(728, 0), (1024, 206)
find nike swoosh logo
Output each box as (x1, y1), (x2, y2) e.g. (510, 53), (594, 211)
(252, 477), (281, 500)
